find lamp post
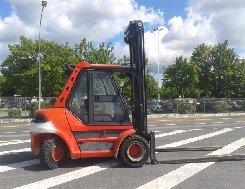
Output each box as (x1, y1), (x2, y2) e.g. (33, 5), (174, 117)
(38, 0), (48, 108)
(153, 27), (163, 101)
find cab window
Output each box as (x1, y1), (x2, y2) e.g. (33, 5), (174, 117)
(68, 71), (88, 123)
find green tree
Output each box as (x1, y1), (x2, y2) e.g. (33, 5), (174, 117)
(162, 56), (200, 98)
(0, 75), (6, 96)
(192, 41), (244, 97)
(116, 55), (159, 100)
(191, 44), (213, 97)
(1, 36), (76, 96)
(210, 41), (243, 97)
(73, 38), (116, 64)
(146, 74), (159, 99)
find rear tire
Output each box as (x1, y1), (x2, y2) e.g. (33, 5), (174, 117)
(119, 135), (149, 167)
(40, 138), (67, 169)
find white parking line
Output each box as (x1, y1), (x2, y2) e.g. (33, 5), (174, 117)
(14, 161), (120, 189)
(0, 134), (29, 138)
(192, 129), (203, 131)
(0, 159), (39, 173)
(211, 122), (223, 124)
(220, 118), (231, 120)
(148, 124), (156, 126)
(160, 120), (170, 122)
(155, 130), (187, 138)
(157, 128), (233, 148)
(234, 126), (242, 129)
(4, 132), (15, 134)
(164, 124), (176, 126)
(137, 137), (245, 189)
(0, 148), (31, 156)
(197, 119), (212, 121)
(195, 123), (206, 125)
(7, 128), (236, 189)
(237, 121), (245, 123)
(155, 129), (202, 138)
(0, 140), (30, 147)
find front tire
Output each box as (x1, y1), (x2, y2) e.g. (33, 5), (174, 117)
(119, 135), (149, 167)
(40, 138), (67, 169)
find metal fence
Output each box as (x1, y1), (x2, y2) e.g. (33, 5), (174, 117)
(0, 97), (56, 119)
(147, 98), (245, 114)
(0, 97), (244, 119)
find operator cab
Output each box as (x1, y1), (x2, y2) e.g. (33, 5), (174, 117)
(68, 69), (130, 125)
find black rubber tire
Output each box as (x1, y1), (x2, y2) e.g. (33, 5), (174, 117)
(119, 135), (149, 167)
(39, 138), (67, 170)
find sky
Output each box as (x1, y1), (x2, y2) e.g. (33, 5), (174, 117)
(0, 0), (245, 81)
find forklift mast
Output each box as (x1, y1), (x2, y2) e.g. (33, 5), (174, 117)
(124, 20), (148, 136)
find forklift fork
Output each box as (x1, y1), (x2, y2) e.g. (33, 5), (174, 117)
(149, 133), (245, 164)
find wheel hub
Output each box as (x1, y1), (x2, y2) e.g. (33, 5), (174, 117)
(127, 142), (145, 161)
(51, 145), (64, 162)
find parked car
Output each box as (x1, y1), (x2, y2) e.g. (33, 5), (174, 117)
(147, 101), (163, 114)
(8, 97), (22, 108)
(160, 100), (174, 113)
(227, 100), (238, 111)
(235, 100), (245, 111)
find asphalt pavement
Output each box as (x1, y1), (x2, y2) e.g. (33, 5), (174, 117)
(0, 115), (244, 189)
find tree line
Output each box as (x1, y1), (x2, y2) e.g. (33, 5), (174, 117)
(0, 37), (244, 99)
(161, 41), (245, 99)
(0, 36), (158, 98)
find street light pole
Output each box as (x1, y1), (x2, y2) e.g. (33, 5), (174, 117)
(153, 27), (163, 102)
(38, 0), (48, 109)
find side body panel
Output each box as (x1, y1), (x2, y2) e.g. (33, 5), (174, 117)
(30, 108), (80, 159)
(65, 109), (135, 158)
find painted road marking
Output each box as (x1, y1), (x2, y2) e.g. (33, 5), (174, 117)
(220, 118), (231, 120)
(0, 125), (30, 128)
(234, 126), (242, 129)
(153, 131), (161, 133)
(155, 129), (202, 138)
(157, 128), (233, 148)
(237, 121), (245, 123)
(160, 120), (170, 122)
(0, 140), (30, 147)
(0, 148), (31, 156)
(148, 124), (156, 126)
(192, 129), (203, 131)
(156, 130), (187, 138)
(197, 119), (212, 121)
(0, 134), (29, 138)
(4, 131), (15, 134)
(14, 161), (120, 189)
(138, 137), (245, 189)
(8, 128), (236, 188)
(195, 123), (206, 125)
(0, 140), (8, 143)
(164, 124), (176, 126)
(211, 122), (224, 124)
(0, 159), (39, 173)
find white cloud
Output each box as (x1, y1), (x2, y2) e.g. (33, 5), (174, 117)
(144, 0), (245, 75)
(0, 0), (164, 62)
(1, 0), (245, 74)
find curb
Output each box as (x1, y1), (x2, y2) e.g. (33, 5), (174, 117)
(147, 112), (245, 119)
(0, 112), (244, 124)
(0, 118), (32, 124)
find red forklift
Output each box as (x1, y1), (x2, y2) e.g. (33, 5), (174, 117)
(30, 20), (157, 169)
